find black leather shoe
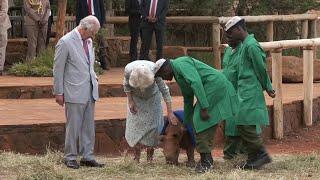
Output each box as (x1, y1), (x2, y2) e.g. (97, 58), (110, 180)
(64, 160), (80, 169)
(80, 159), (105, 168)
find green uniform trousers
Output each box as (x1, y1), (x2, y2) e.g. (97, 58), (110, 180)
(237, 125), (264, 158)
(195, 125), (217, 153)
(223, 135), (244, 159)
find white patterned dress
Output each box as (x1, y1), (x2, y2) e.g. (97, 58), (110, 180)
(123, 60), (172, 147)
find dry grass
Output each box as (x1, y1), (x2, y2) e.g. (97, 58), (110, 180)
(0, 149), (319, 180)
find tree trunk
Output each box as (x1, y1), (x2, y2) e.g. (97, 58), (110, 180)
(55, 0), (67, 44)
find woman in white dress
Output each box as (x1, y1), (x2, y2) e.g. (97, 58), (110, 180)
(123, 59), (177, 163)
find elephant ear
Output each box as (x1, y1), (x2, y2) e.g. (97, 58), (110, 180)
(180, 126), (187, 133)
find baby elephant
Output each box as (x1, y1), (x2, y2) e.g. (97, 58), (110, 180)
(159, 110), (195, 166)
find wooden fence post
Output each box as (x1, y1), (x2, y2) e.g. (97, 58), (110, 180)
(267, 21), (274, 42)
(303, 46), (314, 126)
(301, 20), (308, 39)
(310, 20), (318, 59)
(55, 0), (67, 44)
(310, 20), (317, 38)
(271, 48), (283, 139)
(105, 0), (114, 37)
(212, 21), (221, 69)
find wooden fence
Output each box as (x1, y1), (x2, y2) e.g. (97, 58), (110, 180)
(260, 38), (319, 139)
(52, 14), (317, 68)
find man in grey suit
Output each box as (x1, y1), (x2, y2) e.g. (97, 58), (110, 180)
(53, 15), (104, 169)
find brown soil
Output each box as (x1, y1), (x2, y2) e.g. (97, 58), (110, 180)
(265, 122), (320, 154)
(211, 122), (320, 157)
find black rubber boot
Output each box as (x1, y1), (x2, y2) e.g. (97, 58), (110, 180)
(244, 149), (272, 170)
(195, 153), (214, 173)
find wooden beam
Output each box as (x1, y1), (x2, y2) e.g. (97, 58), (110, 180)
(220, 38), (320, 51)
(310, 20), (318, 59)
(106, 14), (317, 25)
(271, 48), (283, 139)
(310, 20), (317, 38)
(212, 22), (221, 69)
(186, 47), (213, 51)
(301, 20), (308, 39)
(105, 0), (114, 37)
(259, 38), (320, 51)
(106, 16), (219, 24)
(267, 21), (274, 42)
(55, 0), (68, 44)
(303, 47), (314, 126)
(219, 14), (318, 24)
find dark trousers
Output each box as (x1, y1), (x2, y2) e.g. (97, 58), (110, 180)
(129, 15), (141, 62)
(195, 125), (217, 153)
(45, 15), (53, 47)
(140, 23), (164, 61)
(237, 125), (264, 159)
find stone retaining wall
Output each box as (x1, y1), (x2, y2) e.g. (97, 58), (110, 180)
(0, 82), (181, 99)
(1, 97), (319, 155)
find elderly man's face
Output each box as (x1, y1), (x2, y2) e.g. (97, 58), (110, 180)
(83, 27), (99, 40)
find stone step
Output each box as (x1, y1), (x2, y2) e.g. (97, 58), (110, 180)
(0, 68), (181, 99)
(0, 81), (180, 99)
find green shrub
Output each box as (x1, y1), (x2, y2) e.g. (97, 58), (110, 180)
(8, 48), (104, 77)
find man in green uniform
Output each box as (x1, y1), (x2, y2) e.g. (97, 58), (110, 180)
(225, 16), (276, 169)
(155, 56), (239, 173)
(222, 36), (243, 160)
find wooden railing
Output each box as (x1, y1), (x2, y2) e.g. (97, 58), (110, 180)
(13, 14), (318, 64)
(260, 38), (319, 139)
(50, 14), (318, 69)
(104, 14), (318, 68)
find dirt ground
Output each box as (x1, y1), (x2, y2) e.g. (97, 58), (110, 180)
(211, 122), (320, 158)
(265, 122), (320, 155)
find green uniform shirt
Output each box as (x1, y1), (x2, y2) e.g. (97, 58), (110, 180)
(171, 56), (238, 133)
(236, 34), (273, 126)
(222, 44), (241, 91)
(222, 44), (241, 136)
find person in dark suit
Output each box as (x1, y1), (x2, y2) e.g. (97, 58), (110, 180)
(45, 0), (54, 47)
(140, 0), (168, 61)
(76, 0), (105, 26)
(125, 0), (141, 62)
(76, 0), (109, 70)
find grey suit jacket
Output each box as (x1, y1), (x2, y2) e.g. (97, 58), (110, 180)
(53, 29), (99, 104)
(0, 0), (11, 30)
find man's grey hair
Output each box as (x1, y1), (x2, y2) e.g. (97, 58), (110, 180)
(79, 15), (101, 32)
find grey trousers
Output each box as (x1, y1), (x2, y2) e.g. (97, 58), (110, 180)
(25, 23), (48, 60)
(64, 100), (95, 161)
(0, 29), (8, 71)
